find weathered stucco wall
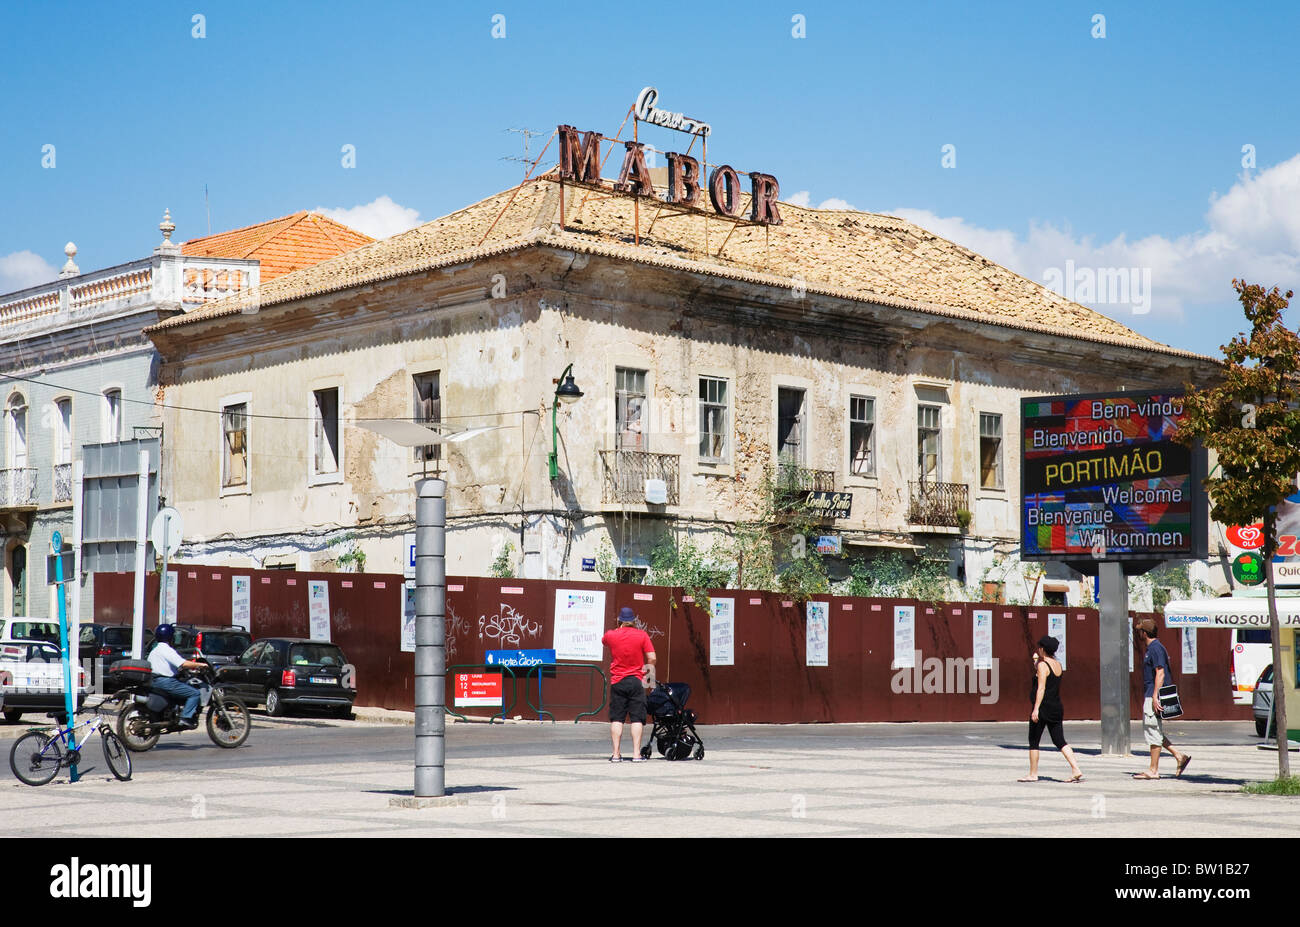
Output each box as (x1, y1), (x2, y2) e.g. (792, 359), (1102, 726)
(152, 246), (1216, 590)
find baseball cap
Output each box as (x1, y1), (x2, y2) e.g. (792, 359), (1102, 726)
(1135, 618), (1158, 635)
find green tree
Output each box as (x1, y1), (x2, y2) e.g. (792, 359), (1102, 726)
(1178, 280), (1299, 777)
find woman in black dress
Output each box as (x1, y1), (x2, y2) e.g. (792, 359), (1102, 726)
(1019, 635), (1084, 782)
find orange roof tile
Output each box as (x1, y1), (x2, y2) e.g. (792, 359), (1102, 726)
(182, 212), (373, 281)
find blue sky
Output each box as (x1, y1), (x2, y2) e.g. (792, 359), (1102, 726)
(2, 0), (1298, 357)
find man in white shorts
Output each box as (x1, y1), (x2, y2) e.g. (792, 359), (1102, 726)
(1133, 619), (1191, 779)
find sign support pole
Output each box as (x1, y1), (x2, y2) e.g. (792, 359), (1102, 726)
(1099, 561), (1131, 756)
(131, 449), (149, 660)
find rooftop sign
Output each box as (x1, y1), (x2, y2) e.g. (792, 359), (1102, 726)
(556, 124), (781, 226)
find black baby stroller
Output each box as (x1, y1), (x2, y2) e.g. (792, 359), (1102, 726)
(640, 682), (704, 761)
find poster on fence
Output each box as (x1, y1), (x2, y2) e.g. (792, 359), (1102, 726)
(1182, 627), (1197, 674)
(163, 570), (179, 623)
(893, 605), (916, 669)
(973, 609), (993, 670)
(1047, 612), (1066, 669)
(231, 576), (251, 631)
(401, 580), (416, 653)
(806, 601), (829, 667)
(553, 588), (606, 661)
(308, 580), (331, 641)
(710, 597), (735, 666)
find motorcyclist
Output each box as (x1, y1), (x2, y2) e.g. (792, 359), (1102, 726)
(148, 624), (206, 729)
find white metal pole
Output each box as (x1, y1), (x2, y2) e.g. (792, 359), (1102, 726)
(131, 449), (149, 659)
(71, 460), (83, 700)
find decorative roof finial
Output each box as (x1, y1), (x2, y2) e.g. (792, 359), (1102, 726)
(59, 241), (79, 278)
(157, 208), (180, 253)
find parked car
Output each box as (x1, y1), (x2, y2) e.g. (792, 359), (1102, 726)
(1232, 628), (1272, 706)
(79, 623), (153, 692)
(174, 625), (252, 668)
(0, 638), (87, 723)
(216, 638), (355, 718)
(0, 618), (60, 646)
(1253, 665), (1275, 737)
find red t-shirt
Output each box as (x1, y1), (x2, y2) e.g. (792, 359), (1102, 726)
(602, 626), (654, 684)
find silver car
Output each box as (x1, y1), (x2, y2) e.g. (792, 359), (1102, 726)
(1252, 665), (1275, 737)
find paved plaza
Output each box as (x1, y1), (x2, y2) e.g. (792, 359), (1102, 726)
(1, 714), (1295, 838)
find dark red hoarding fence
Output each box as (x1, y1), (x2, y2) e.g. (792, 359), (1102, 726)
(93, 571), (1246, 723)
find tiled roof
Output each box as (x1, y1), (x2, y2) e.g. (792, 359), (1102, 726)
(152, 176), (1196, 358)
(182, 211), (373, 280)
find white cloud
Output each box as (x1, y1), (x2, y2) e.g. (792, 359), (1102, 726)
(785, 190), (857, 211)
(891, 153), (1300, 329)
(0, 250), (57, 294)
(313, 195), (422, 240)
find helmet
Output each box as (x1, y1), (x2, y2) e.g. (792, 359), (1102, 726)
(154, 624), (175, 644)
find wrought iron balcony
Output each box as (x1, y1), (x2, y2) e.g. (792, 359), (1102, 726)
(771, 463), (837, 512)
(599, 450), (680, 505)
(0, 468), (37, 510)
(53, 463), (72, 503)
(909, 480), (970, 528)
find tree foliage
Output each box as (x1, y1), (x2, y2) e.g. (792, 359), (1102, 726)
(1178, 279), (1298, 777)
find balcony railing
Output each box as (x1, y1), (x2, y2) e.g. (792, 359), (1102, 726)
(0, 468), (37, 509)
(909, 480), (970, 528)
(771, 463), (836, 512)
(600, 450), (680, 505)
(53, 463), (72, 503)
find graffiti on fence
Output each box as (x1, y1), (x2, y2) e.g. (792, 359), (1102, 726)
(478, 603), (542, 647)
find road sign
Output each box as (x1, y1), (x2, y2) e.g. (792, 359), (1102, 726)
(404, 531), (416, 580)
(485, 649), (556, 668)
(453, 672), (503, 707)
(151, 507), (182, 558)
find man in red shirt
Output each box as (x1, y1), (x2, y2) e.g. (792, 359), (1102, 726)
(602, 606), (656, 762)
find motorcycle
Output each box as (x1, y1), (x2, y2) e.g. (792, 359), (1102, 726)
(112, 660), (251, 751)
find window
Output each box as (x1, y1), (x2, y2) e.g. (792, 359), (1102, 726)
(777, 387), (806, 465)
(103, 389), (122, 442)
(222, 402), (248, 488)
(1043, 589), (1067, 607)
(54, 399), (72, 465)
(312, 388), (340, 476)
(980, 412), (1003, 489)
(615, 367), (647, 451)
(615, 566), (647, 585)
(849, 395), (875, 476)
(698, 377), (729, 462)
(412, 372), (441, 462)
(917, 404), (941, 481)
(6, 394), (27, 468)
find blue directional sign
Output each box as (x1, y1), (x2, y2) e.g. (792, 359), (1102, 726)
(485, 649), (556, 668)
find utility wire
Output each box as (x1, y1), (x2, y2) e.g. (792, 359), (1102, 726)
(0, 371), (537, 424)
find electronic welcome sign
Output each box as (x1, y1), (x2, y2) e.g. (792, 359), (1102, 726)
(1021, 390), (1207, 563)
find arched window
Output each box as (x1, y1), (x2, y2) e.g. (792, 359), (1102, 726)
(102, 389), (122, 442)
(6, 393), (27, 469)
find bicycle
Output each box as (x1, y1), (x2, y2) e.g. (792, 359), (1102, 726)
(8, 713), (132, 786)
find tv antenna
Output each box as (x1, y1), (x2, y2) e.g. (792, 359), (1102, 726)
(502, 128), (547, 177)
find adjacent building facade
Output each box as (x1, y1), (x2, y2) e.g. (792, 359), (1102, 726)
(145, 172), (1219, 603)
(0, 211), (370, 618)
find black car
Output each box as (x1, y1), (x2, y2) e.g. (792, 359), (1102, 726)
(173, 625), (253, 668)
(216, 638), (355, 718)
(79, 623), (153, 693)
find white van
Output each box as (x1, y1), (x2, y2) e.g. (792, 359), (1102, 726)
(1231, 628), (1272, 706)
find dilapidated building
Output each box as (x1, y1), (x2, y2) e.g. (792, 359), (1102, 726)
(144, 172), (1217, 602)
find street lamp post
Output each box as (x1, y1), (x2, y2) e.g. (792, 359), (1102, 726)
(549, 364), (584, 480)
